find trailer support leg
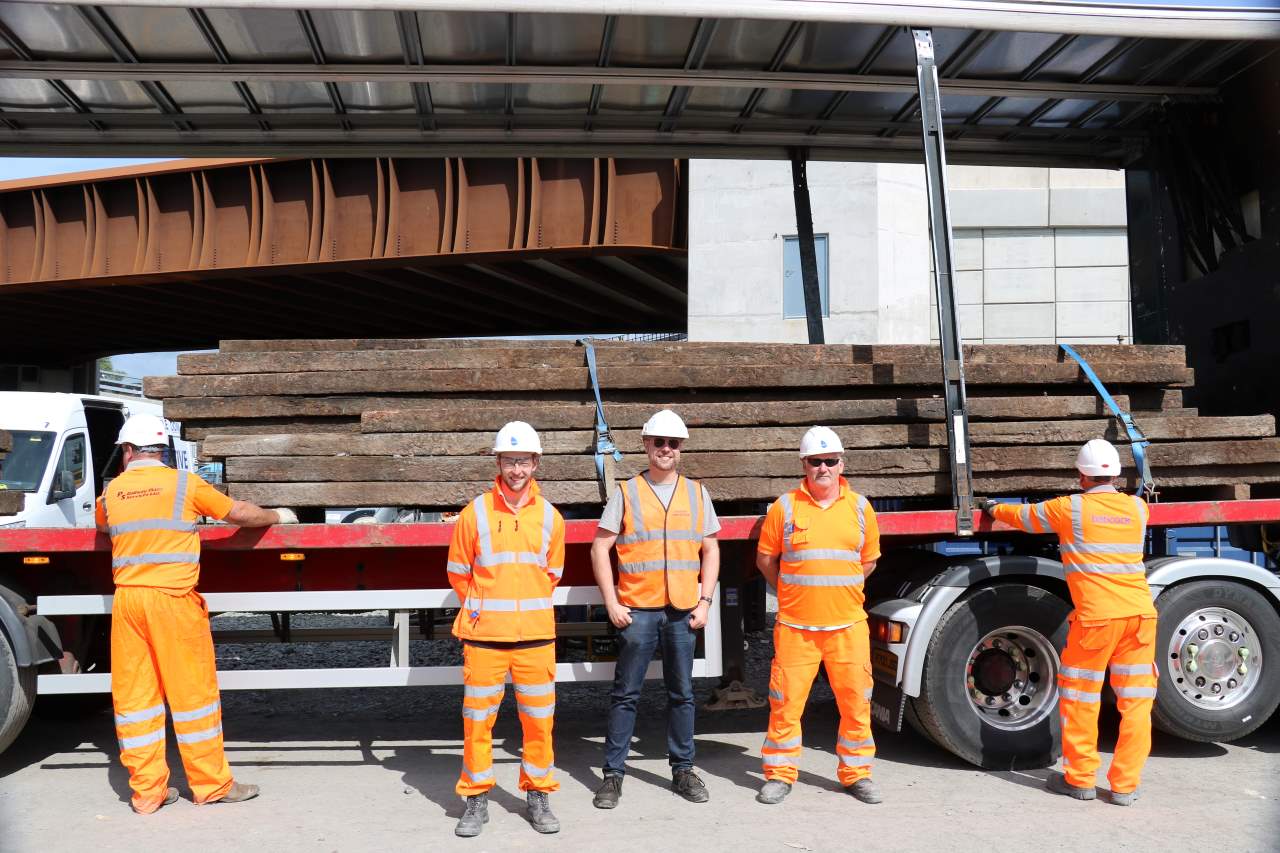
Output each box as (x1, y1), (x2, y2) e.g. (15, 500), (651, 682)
(790, 148), (826, 345)
(913, 28), (975, 536)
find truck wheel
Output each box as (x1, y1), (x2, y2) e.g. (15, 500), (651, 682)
(910, 584), (1070, 769)
(1153, 580), (1280, 743)
(0, 629), (37, 754)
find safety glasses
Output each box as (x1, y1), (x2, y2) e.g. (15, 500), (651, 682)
(804, 457), (841, 468)
(649, 438), (682, 450)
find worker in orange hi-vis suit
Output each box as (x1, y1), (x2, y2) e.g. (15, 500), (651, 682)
(754, 426), (882, 807)
(979, 438), (1157, 807)
(94, 414), (293, 815)
(447, 421), (566, 839)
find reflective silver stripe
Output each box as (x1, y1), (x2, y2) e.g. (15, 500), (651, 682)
(465, 598), (518, 612)
(686, 477), (702, 536)
(447, 561), (472, 576)
(517, 702), (555, 718)
(472, 495), (491, 559)
(619, 477), (644, 545)
(540, 499), (554, 566)
(1034, 502), (1052, 530)
(1070, 494), (1083, 544)
(1111, 663), (1156, 676)
(1060, 542), (1145, 555)
(1113, 686), (1158, 698)
(780, 493), (794, 552)
(171, 700), (220, 723)
(171, 469), (188, 521)
(855, 494), (868, 562)
(112, 552), (200, 568)
(862, 686), (874, 699)
(475, 551), (543, 567)
(514, 682), (555, 696)
(462, 705), (501, 721)
(1060, 666), (1105, 682)
(618, 559), (702, 573)
(462, 767), (494, 783)
(464, 684), (505, 699)
(118, 727), (165, 750)
(1132, 495), (1147, 525)
(768, 688), (784, 702)
(618, 528), (703, 544)
(547, 567), (564, 578)
(837, 736), (874, 752)
(521, 597), (554, 611)
(782, 548), (860, 562)
(1018, 504), (1032, 531)
(764, 736), (801, 750)
(839, 755), (874, 767)
(115, 703), (165, 726)
(779, 620), (854, 631)
(108, 519), (198, 536)
(1064, 562), (1146, 575)
(521, 760), (554, 779)
(174, 724), (222, 745)
(1059, 687), (1101, 703)
(762, 753), (794, 766)
(779, 573), (863, 587)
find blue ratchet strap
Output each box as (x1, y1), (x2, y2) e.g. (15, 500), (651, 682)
(580, 339), (623, 491)
(1059, 343), (1156, 499)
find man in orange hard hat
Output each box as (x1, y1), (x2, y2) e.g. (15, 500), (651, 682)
(978, 438), (1157, 806)
(755, 426), (882, 806)
(590, 408), (720, 810)
(447, 421), (566, 838)
(96, 413), (293, 815)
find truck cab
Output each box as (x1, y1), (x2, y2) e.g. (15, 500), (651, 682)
(0, 392), (193, 529)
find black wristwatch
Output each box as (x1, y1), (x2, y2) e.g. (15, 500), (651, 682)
(698, 595), (714, 606)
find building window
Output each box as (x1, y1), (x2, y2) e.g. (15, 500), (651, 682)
(782, 234), (829, 319)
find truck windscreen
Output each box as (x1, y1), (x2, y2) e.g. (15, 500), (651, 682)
(0, 430), (56, 492)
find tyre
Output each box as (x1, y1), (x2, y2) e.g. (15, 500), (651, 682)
(910, 584), (1071, 769)
(1153, 580), (1280, 743)
(0, 628), (37, 754)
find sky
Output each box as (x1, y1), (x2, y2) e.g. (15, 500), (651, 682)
(2, 157), (184, 377)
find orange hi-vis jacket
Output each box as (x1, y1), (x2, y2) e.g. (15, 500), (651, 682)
(757, 477), (881, 629)
(95, 460), (234, 593)
(614, 473), (706, 610)
(990, 487), (1155, 621)
(447, 478), (566, 643)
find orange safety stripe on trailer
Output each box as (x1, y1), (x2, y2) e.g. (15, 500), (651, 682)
(4, 499), (1280, 554)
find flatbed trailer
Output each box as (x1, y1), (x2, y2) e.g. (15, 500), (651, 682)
(3, 499), (1278, 765)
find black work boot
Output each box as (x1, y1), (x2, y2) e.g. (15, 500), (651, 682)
(455, 793), (489, 838)
(672, 768), (710, 803)
(526, 790), (561, 834)
(593, 775), (623, 809)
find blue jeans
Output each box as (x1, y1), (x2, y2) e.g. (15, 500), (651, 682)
(603, 607), (696, 776)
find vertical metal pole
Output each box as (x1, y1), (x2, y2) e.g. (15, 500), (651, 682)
(790, 148), (826, 344)
(913, 28), (975, 536)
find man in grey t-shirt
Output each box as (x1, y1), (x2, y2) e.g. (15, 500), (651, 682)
(590, 409), (720, 810)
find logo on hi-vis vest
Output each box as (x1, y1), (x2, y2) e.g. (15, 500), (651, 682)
(118, 487), (164, 500)
(1092, 514), (1132, 525)
(783, 522), (795, 535)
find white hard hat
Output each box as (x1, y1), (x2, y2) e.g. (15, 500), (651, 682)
(116, 414), (169, 447)
(641, 408), (689, 439)
(799, 426), (844, 458)
(493, 421), (543, 455)
(1076, 438), (1122, 477)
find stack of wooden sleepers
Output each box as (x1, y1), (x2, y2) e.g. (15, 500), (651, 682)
(0, 430), (19, 515)
(144, 339), (1280, 510)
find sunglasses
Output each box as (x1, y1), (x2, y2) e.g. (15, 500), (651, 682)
(805, 457), (841, 468)
(649, 438), (682, 450)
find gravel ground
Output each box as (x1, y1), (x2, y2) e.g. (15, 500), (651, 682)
(2, 613), (1277, 853)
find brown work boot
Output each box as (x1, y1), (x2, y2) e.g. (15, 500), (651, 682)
(210, 781), (260, 804)
(132, 787), (180, 815)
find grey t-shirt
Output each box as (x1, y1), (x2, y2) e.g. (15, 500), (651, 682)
(597, 473), (721, 536)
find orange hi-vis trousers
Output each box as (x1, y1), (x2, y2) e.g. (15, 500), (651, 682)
(111, 587), (233, 812)
(762, 621), (875, 786)
(457, 641), (558, 796)
(1059, 614), (1159, 793)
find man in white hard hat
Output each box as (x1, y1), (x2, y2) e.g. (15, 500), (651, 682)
(446, 421), (566, 837)
(754, 426), (882, 806)
(589, 408), (720, 809)
(977, 438), (1157, 806)
(94, 414), (293, 815)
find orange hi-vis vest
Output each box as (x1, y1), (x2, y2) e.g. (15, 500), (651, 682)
(614, 473), (705, 610)
(768, 479), (878, 628)
(446, 479), (565, 643)
(991, 488), (1155, 622)
(98, 460), (232, 594)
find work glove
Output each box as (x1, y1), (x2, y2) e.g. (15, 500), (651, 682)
(272, 507), (299, 524)
(972, 497), (998, 513)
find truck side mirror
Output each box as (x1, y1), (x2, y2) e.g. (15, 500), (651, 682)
(48, 469), (76, 504)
